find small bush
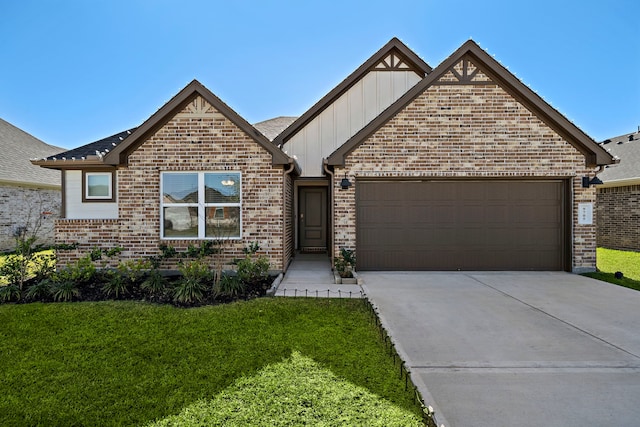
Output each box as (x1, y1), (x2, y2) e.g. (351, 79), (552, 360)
(117, 259), (152, 286)
(26, 279), (52, 301)
(215, 274), (245, 299)
(101, 271), (129, 299)
(335, 248), (355, 278)
(174, 259), (212, 304)
(0, 284), (21, 302)
(57, 255), (98, 285)
(141, 269), (169, 296)
(50, 280), (80, 302)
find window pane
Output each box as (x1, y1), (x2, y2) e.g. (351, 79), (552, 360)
(87, 174), (111, 197)
(205, 206), (240, 238)
(163, 207), (198, 237)
(163, 174), (198, 203)
(205, 173), (240, 203)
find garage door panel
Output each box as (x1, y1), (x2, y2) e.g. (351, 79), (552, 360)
(357, 180), (566, 271)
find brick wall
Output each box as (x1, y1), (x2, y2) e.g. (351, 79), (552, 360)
(597, 185), (640, 251)
(0, 185), (60, 252)
(55, 219), (121, 266)
(55, 96), (289, 271)
(333, 65), (597, 272)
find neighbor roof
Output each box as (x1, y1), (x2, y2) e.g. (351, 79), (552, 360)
(597, 130), (640, 185)
(254, 116), (298, 141)
(0, 118), (64, 187)
(273, 37), (432, 147)
(327, 40), (615, 168)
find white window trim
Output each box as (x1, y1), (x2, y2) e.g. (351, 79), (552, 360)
(84, 171), (114, 201)
(160, 171), (242, 240)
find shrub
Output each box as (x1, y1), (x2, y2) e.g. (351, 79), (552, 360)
(57, 255), (97, 286)
(236, 244), (270, 295)
(50, 280), (80, 302)
(174, 259), (212, 304)
(215, 274), (245, 299)
(25, 279), (52, 301)
(101, 271), (129, 299)
(0, 284), (21, 302)
(141, 269), (169, 296)
(335, 248), (355, 278)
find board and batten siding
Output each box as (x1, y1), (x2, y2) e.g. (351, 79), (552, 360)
(64, 170), (118, 219)
(283, 70), (422, 177)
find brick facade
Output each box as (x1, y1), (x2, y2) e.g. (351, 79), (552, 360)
(0, 185), (59, 252)
(333, 68), (598, 272)
(55, 97), (291, 271)
(597, 185), (640, 251)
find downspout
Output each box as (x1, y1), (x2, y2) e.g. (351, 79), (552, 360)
(282, 160), (296, 273)
(323, 160), (335, 267)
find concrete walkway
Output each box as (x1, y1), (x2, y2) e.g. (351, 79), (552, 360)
(275, 253), (363, 298)
(362, 272), (640, 427)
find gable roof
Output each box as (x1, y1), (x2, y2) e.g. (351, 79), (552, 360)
(33, 80), (292, 169)
(0, 118), (64, 187)
(597, 130), (640, 185)
(273, 37), (432, 147)
(327, 39), (615, 168)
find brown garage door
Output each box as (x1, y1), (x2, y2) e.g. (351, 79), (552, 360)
(356, 180), (568, 271)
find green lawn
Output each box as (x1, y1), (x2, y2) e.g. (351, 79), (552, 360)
(0, 299), (423, 426)
(583, 248), (640, 291)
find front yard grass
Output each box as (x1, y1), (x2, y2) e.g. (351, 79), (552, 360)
(0, 298), (423, 426)
(583, 248), (640, 292)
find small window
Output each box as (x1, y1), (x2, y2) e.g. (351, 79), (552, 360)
(83, 171), (115, 202)
(161, 171), (241, 240)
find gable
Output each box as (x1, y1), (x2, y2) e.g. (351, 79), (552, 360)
(275, 38), (431, 177)
(327, 40), (614, 168)
(106, 80), (291, 167)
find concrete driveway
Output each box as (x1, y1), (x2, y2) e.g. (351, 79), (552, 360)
(361, 272), (640, 427)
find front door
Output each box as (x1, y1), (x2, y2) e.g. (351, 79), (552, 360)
(299, 187), (327, 250)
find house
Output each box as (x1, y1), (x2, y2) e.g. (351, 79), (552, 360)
(596, 130), (640, 251)
(33, 38), (614, 272)
(0, 118), (64, 251)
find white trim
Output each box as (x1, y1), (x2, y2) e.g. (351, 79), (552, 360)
(85, 171), (113, 199)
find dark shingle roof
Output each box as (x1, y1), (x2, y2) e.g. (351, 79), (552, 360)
(0, 118), (64, 187)
(253, 116), (297, 141)
(40, 128), (138, 162)
(598, 130), (640, 184)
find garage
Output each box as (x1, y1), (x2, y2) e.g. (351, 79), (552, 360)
(356, 180), (569, 271)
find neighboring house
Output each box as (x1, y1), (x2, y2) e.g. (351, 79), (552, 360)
(0, 118), (64, 251)
(596, 130), (640, 251)
(33, 38), (614, 272)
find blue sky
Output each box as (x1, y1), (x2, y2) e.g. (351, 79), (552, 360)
(1, 0), (638, 149)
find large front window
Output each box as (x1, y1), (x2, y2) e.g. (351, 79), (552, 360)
(161, 172), (241, 239)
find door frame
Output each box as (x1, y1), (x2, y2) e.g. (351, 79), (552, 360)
(294, 179), (330, 251)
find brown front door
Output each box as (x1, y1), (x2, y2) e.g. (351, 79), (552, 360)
(299, 187), (327, 250)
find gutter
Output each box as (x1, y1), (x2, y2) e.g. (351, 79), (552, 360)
(282, 160), (297, 272)
(323, 160), (335, 267)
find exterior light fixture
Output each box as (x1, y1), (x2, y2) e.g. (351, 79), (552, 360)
(340, 174), (352, 190)
(581, 176), (603, 188)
